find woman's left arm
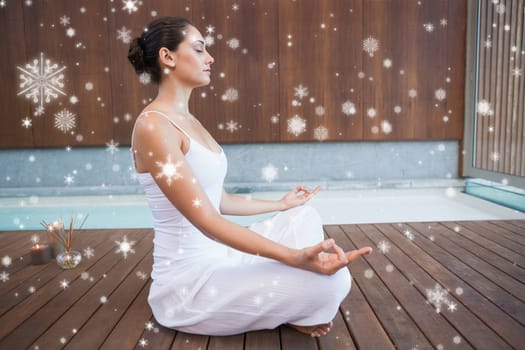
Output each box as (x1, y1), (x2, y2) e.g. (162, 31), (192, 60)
(219, 185), (321, 216)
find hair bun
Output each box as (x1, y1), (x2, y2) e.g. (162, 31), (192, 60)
(128, 37), (146, 74)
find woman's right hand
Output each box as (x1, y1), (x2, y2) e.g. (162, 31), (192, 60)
(293, 239), (373, 275)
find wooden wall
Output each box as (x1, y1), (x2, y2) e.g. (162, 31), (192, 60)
(475, 0), (524, 177)
(0, 0), (466, 149)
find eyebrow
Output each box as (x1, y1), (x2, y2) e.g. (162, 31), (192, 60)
(193, 40), (205, 46)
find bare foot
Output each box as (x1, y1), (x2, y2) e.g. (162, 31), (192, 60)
(288, 321), (334, 337)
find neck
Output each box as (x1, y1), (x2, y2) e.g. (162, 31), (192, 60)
(156, 78), (193, 114)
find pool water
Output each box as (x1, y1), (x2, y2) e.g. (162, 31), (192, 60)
(1, 189), (524, 231)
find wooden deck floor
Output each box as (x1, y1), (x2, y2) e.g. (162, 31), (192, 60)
(0, 220), (524, 349)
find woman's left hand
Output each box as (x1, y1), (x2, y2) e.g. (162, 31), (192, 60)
(280, 185), (321, 210)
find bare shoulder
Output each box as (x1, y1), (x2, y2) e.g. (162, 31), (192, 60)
(132, 110), (184, 147)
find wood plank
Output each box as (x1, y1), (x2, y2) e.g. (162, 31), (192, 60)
(347, 224), (473, 349)
(34, 234), (153, 349)
(436, 223), (525, 284)
(396, 223), (525, 325)
(324, 225), (432, 349)
(0, 230), (149, 349)
(170, 332), (209, 350)
(363, 223), (512, 349)
(444, 221), (525, 268)
(207, 334), (245, 350)
(100, 279), (153, 350)
(280, 325), (318, 350)
(133, 316), (176, 350)
(0, 229), (125, 316)
(244, 329), (280, 350)
(336, 272), (393, 349)
(409, 222), (525, 303)
(488, 221), (525, 244)
(508, 220), (525, 233)
(377, 223), (525, 348)
(318, 308), (357, 350)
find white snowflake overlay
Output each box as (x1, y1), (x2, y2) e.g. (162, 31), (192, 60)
(221, 88), (239, 102)
(287, 115), (306, 136)
(117, 26), (132, 44)
(54, 108), (76, 133)
(17, 52), (67, 116)
(261, 163), (279, 183)
(426, 284), (457, 313)
(362, 36), (379, 57)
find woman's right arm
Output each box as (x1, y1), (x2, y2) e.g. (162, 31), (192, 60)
(133, 115), (371, 274)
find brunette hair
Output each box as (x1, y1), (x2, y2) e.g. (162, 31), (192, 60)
(127, 16), (192, 83)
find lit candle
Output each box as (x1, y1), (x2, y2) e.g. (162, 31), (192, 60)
(31, 244), (52, 265)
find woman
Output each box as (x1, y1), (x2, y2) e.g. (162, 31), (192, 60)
(128, 17), (372, 337)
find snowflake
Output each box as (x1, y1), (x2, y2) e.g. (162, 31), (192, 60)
(313, 125), (328, 141)
(21, 117), (32, 128)
(477, 99), (493, 116)
(287, 114), (306, 136)
(511, 67), (522, 77)
(64, 174), (74, 185)
(115, 235), (136, 258)
(423, 23), (434, 32)
(225, 120), (239, 133)
(232, 3), (239, 11)
(59, 279), (69, 289)
(426, 284), (455, 313)
(377, 240), (391, 254)
(342, 100), (356, 115)
(270, 115), (279, 124)
(192, 198), (202, 208)
(381, 120), (392, 134)
(293, 84), (309, 99)
(100, 296), (108, 303)
(139, 72), (151, 84)
(367, 108), (377, 118)
(105, 139), (120, 154)
(17, 52), (67, 116)
(315, 105), (325, 116)
(117, 26), (132, 44)
(204, 35), (215, 47)
(221, 88), (238, 102)
(83, 246), (94, 259)
(205, 25), (215, 34)
(54, 108), (76, 133)
(383, 58), (392, 68)
(495, 3), (505, 14)
(122, 0), (139, 14)
(434, 88), (446, 101)
(66, 27), (76, 37)
(137, 271), (148, 280)
(138, 338), (148, 347)
(155, 154), (183, 186)
(362, 36), (379, 57)
(226, 38), (240, 49)
(0, 271), (9, 282)
(59, 15), (70, 26)
(2, 256), (12, 267)
(404, 229), (414, 240)
(261, 163), (279, 183)
(440, 18), (448, 27)
(408, 89), (417, 98)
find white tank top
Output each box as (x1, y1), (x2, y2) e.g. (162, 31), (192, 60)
(133, 110), (229, 281)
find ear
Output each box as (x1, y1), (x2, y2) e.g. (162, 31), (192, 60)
(158, 47), (176, 68)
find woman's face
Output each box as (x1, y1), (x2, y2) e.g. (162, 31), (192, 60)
(170, 25), (214, 87)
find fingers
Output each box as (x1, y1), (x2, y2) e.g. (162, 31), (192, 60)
(345, 247), (373, 263)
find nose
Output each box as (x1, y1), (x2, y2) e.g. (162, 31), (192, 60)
(206, 52), (214, 65)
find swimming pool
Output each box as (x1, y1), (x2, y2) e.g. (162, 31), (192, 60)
(1, 188), (524, 231)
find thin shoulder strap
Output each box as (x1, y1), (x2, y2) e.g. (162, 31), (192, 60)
(138, 110), (192, 139)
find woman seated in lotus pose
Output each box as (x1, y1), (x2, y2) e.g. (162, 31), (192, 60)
(127, 16), (372, 337)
